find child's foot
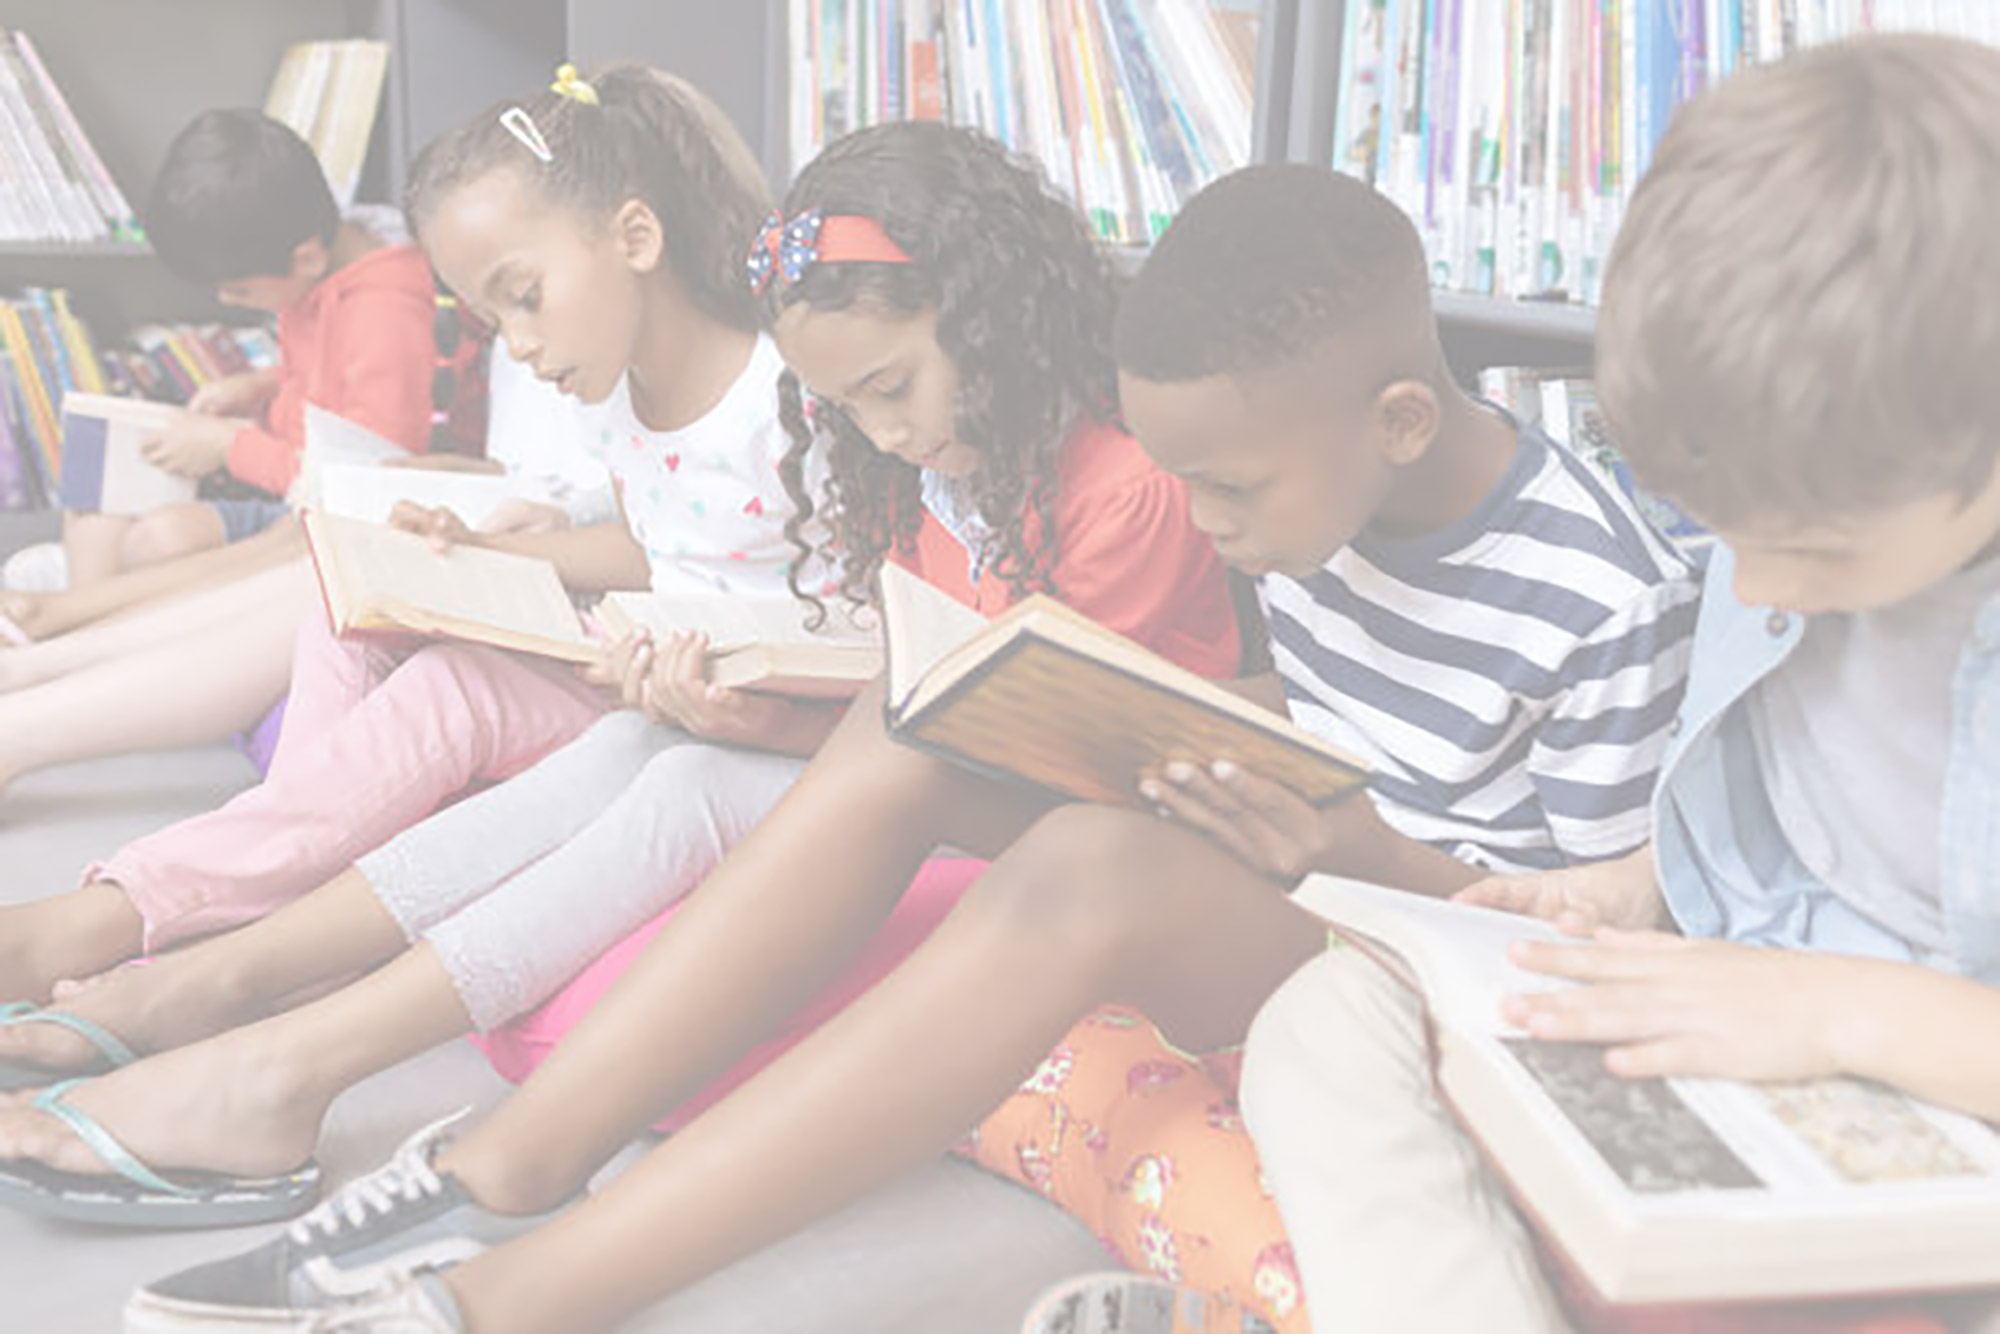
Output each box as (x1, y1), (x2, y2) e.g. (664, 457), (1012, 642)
(0, 887), (145, 1004)
(0, 589), (48, 646)
(0, 1024), (325, 1182)
(125, 1114), (558, 1330)
(0, 947), (265, 1074)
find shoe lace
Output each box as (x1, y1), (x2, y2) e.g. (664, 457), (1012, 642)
(289, 1109), (471, 1245)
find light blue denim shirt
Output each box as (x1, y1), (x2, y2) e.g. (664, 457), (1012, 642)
(1654, 546), (2000, 983)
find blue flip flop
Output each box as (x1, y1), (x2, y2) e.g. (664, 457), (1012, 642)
(0, 1002), (138, 1091)
(0, 1077), (322, 1228)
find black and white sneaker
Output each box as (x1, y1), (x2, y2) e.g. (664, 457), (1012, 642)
(124, 1111), (563, 1332)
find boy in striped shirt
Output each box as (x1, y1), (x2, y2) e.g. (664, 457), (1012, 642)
(1124, 163), (1698, 889)
(1240, 36), (2000, 1334)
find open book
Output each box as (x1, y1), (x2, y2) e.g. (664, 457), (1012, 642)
(57, 392), (196, 515)
(596, 591), (881, 698)
(878, 562), (1369, 808)
(294, 405), (546, 529)
(1290, 875), (2000, 1305)
(301, 509), (597, 664)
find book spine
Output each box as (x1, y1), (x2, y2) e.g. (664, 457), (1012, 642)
(0, 356), (27, 511)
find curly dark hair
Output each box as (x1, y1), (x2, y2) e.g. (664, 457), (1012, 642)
(763, 122), (1120, 612)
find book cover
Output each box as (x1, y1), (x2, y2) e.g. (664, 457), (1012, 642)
(56, 391), (197, 516)
(878, 562), (1370, 810)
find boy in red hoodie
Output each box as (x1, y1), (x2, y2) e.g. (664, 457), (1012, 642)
(64, 110), (437, 586)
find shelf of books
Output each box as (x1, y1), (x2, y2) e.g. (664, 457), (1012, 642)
(0, 23), (385, 516)
(786, 0), (1278, 251)
(0, 27), (144, 251)
(1323, 0), (2000, 345)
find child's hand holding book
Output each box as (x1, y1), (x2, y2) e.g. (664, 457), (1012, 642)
(1500, 930), (1869, 1086)
(1140, 757), (1390, 882)
(388, 500), (481, 554)
(1454, 847), (1666, 937)
(141, 410), (242, 479)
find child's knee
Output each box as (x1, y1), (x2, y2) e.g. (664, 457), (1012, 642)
(121, 506), (223, 569)
(979, 805), (1174, 949)
(1241, 947), (1417, 1135)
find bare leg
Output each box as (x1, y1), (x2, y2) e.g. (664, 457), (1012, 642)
(425, 680), (1057, 1216)
(0, 557), (311, 696)
(442, 807), (1323, 1334)
(0, 867), (404, 1069)
(0, 568), (302, 788)
(0, 944), (473, 1181)
(0, 516), (301, 642)
(118, 503), (227, 573)
(0, 882), (145, 1004)
(62, 511), (132, 589)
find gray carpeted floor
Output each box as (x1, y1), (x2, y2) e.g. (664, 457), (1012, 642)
(0, 749), (1106, 1333)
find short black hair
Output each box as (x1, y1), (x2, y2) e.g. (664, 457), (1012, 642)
(146, 110), (338, 286)
(1116, 164), (1432, 383)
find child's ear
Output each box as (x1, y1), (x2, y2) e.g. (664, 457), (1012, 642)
(1376, 381), (1441, 466)
(289, 238), (331, 283)
(613, 199), (666, 274)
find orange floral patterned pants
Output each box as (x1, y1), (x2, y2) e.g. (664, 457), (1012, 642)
(962, 1004), (1309, 1334)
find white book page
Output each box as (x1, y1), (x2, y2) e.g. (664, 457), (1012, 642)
(880, 562), (989, 708)
(319, 514), (585, 648)
(319, 463), (542, 531)
(291, 404), (407, 507)
(1289, 875), (1573, 1035)
(602, 590), (875, 653)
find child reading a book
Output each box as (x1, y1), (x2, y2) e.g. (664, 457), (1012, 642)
(1238, 34), (2000, 1334)
(61, 110), (438, 588)
(0, 66), (794, 1008)
(107, 157), (1694, 1332)
(11, 113), (1243, 1314)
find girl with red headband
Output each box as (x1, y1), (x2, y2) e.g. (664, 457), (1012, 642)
(105, 120), (1279, 1331)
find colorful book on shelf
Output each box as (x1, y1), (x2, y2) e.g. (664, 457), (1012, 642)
(1289, 874), (2000, 1305)
(596, 590), (883, 698)
(1330, 0), (2000, 308)
(56, 391), (197, 516)
(301, 509), (599, 665)
(877, 560), (1370, 808)
(0, 301), (59, 475)
(790, 0), (1255, 245)
(0, 368), (30, 510)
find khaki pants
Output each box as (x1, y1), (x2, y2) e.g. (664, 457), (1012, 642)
(1239, 945), (1573, 1334)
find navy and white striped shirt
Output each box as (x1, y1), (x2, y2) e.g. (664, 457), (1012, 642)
(1259, 421), (1699, 872)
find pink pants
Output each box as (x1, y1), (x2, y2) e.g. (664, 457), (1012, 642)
(95, 612), (607, 950)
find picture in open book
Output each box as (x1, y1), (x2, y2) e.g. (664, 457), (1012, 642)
(596, 590), (881, 697)
(1287, 876), (2000, 1304)
(877, 562), (1369, 808)
(302, 509), (597, 664)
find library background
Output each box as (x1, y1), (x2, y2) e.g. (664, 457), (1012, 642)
(1, 0), (1996, 560)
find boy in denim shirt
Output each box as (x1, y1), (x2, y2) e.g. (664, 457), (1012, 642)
(1240, 34), (2000, 1332)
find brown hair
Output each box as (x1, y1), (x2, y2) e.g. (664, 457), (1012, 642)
(1597, 34), (2000, 531)
(404, 65), (771, 332)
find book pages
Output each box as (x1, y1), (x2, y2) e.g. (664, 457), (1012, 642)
(305, 510), (593, 661)
(318, 463), (544, 531)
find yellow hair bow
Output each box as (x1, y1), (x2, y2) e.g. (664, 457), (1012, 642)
(551, 63), (599, 105)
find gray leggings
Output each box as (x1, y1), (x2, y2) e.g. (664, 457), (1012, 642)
(355, 710), (806, 1030)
